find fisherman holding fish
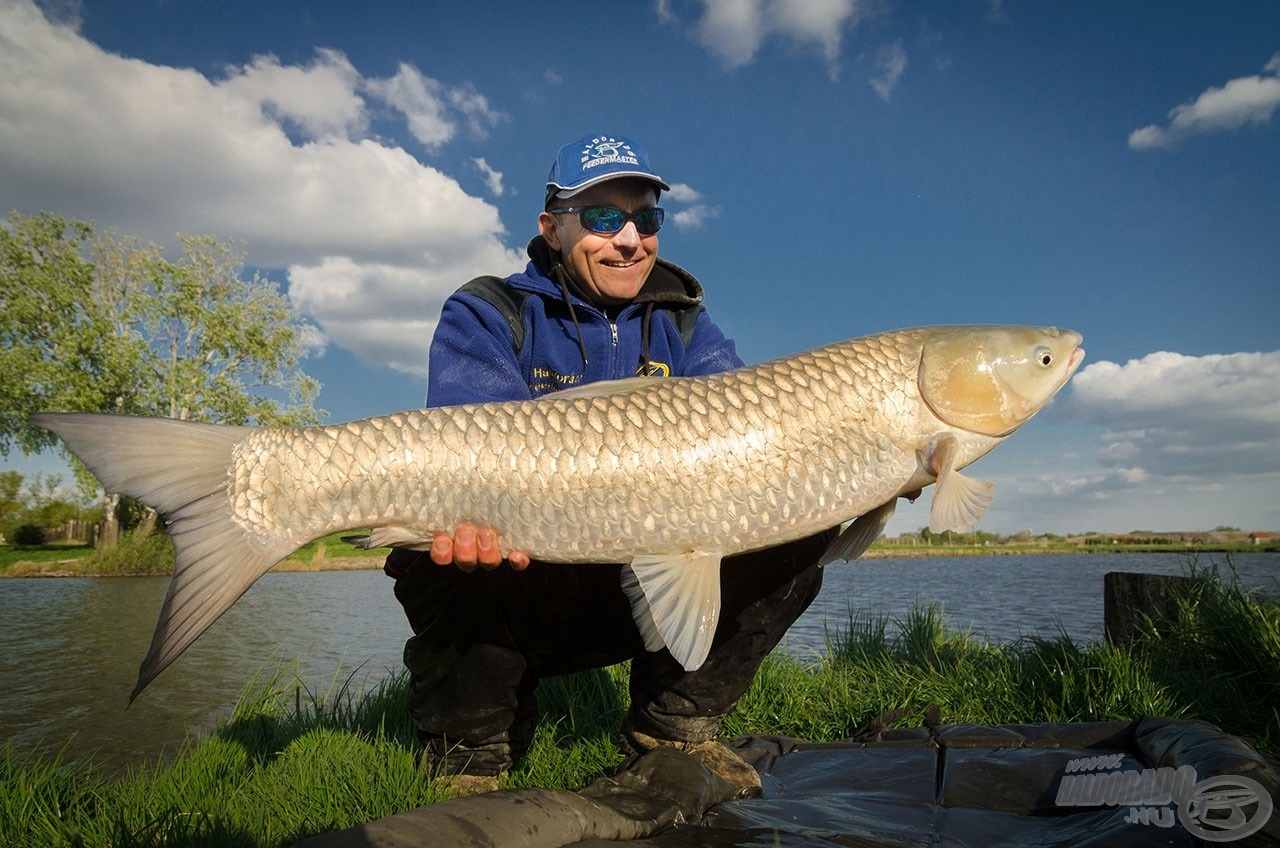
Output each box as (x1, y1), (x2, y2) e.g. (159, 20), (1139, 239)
(34, 129), (1083, 804)
(384, 134), (838, 797)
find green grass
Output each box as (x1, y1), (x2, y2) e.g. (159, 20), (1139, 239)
(0, 543), (94, 571)
(2, 569), (1278, 847)
(0, 532), (384, 578)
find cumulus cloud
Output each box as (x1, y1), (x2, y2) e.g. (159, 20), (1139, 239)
(1129, 53), (1280, 149)
(0, 0), (523, 378)
(661, 183), (720, 230)
(672, 0), (865, 79)
(219, 49), (366, 141)
(1068, 349), (1280, 483)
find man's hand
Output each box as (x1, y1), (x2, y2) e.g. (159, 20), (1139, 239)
(431, 522), (531, 572)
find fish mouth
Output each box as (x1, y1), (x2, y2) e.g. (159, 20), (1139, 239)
(1067, 345), (1086, 376)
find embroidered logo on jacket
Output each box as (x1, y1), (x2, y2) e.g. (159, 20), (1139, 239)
(529, 366), (583, 397)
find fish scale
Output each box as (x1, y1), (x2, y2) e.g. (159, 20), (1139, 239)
(32, 324), (1083, 697)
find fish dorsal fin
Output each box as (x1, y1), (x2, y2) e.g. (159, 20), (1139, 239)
(819, 499), (898, 565)
(621, 550), (724, 671)
(352, 526), (434, 551)
(542, 375), (664, 401)
(923, 433), (995, 532)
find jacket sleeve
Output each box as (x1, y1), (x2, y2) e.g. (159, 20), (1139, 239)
(680, 309), (745, 377)
(426, 292), (533, 408)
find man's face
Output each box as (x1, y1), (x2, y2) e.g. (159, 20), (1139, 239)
(539, 178), (660, 307)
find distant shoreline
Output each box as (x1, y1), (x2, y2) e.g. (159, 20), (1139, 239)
(3, 543), (1275, 578)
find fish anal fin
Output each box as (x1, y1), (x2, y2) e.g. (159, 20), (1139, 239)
(622, 551), (723, 671)
(820, 499), (897, 565)
(923, 433), (994, 533)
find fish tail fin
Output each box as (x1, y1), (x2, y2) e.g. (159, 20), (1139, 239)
(31, 413), (291, 701)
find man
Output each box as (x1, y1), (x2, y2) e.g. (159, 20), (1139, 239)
(385, 134), (835, 797)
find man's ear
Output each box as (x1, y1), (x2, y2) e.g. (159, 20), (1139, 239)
(538, 211), (562, 251)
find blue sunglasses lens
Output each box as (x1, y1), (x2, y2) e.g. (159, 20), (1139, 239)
(577, 206), (664, 235)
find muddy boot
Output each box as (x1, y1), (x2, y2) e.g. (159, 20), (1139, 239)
(416, 731), (509, 799)
(621, 724), (762, 800)
(433, 773), (502, 799)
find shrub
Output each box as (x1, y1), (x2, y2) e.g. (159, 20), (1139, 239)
(84, 530), (175, 575)
(10, 523), (47, 547)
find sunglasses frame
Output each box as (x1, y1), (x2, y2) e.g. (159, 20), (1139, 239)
(548, 205), (665, 235)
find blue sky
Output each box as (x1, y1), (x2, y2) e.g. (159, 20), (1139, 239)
(2, 0), (1278, 536)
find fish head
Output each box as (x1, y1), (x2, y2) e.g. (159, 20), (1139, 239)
(918, 325), (1085, 437)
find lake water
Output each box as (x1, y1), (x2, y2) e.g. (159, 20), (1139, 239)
(1, 551), (1276, 775)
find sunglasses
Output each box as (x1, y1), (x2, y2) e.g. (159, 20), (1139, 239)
(548, 205), (665, 235)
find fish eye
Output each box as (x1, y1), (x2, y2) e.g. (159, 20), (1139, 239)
(1036, 347), (1054, 367)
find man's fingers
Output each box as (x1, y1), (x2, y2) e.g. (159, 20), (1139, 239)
(430, 522), (528, 571)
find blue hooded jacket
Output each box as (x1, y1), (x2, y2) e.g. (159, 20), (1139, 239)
(426, 237), (742, 407)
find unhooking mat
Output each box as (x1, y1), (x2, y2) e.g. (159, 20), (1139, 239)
(293, 716), (1280, 847)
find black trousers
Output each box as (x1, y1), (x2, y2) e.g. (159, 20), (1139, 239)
(385, 528), (833, 776)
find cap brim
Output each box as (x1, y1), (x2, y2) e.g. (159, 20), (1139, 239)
(549, 172), (671, 200)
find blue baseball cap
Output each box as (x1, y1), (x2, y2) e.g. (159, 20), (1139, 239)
(545, 134), (670, 206)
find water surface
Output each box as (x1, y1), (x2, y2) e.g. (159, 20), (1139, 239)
(1, 552), (1275, 774)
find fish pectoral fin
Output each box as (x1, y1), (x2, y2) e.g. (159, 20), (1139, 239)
(923, 433), (995, 533)
(819, 500), (897, 565)
(360, 525), (435, 551)
(621, 550), (724, 672)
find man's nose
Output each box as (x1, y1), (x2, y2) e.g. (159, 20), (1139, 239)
(612, 220), (642, 247)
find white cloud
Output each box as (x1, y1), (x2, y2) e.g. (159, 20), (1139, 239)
(220, 49), (366, 141)
(363, 63), (503, 150)
(672, 205), (721, 230)
(664, 182), (704, 204)
(870, 40), (906, 102)
(662, 183), (718, 229)
(287, 248), (520, 377)
(0, 0), (523, 377)
(695, 0), (765, 68)
(471, 157), (506, 197)
(1129, 53), (1280, 150)
(1068, 349), (1280, 482)
(678, 0), (865, 78)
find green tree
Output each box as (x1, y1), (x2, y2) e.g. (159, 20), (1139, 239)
(0, 212), (140, 457)
(1, 211), (325, 547)
(0, 470), (87, 543)
(0, 471), (23, 537)
(99, 230), (323, 426)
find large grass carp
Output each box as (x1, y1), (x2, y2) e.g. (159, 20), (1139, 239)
(34, 324), (1083, 699)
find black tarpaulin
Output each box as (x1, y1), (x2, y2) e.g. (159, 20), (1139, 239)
(295, 717), (1280, 848)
